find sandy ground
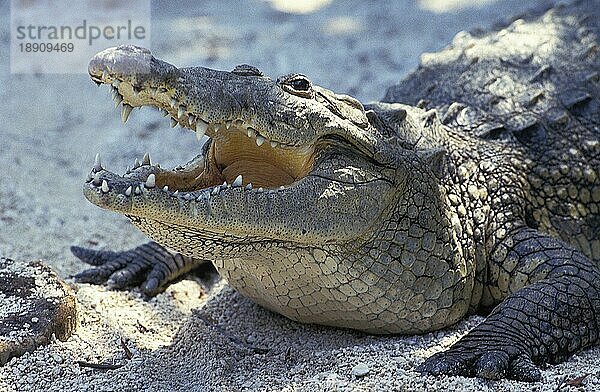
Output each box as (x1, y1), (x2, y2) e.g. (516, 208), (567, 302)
(1, 0), (599, 391)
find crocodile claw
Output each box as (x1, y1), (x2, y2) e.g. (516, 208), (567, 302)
(417, 348), (541, 382)
(71, 242), (199, 295)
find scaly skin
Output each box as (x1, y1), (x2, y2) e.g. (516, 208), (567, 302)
(73, 1), (599, 381)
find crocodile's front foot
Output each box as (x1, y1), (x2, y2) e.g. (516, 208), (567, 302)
(71, 241), (202, 295)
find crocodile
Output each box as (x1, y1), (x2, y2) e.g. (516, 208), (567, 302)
(72, 1), (599, 382)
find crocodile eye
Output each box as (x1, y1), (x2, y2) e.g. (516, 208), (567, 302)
(290, 77), (310, 91)
(279, 74), (313, 98)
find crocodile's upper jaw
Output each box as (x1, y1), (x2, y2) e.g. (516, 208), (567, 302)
(84, 45), (396, 246)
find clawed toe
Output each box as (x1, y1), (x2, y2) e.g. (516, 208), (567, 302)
(508, 355), (542, 382)
(416, 352), (473, 377)
(417, 349), (541, 382)
(474, 351), (509, 380)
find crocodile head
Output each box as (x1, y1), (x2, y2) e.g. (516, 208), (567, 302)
(85, 45), (460, 333)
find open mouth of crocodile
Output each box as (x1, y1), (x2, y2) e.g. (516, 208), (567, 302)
(86, 73), (316, 201)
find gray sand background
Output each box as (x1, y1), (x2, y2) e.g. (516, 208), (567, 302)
(1, 0), (599, 390)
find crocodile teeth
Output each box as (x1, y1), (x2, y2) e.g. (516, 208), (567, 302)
(247, 128), (256, 138)
(162, 185), (169, 192)
(173, 190), (179, 196)
(211, 187), (219, 195)
(125, 186), (132, 196)
(232, 175), (243, 187)
(160, 109), (169, 117)
(133, 158), (140, 168)
(245, 183), (253, 190)
(170, 118), (178, 128)
(270, 140), (278, 148)
(225, 121), (232, 129)
(196, 120), (208, 139)
(178, 106), (185, 119)
(188, 115), (196, 126)
(93, 153), (102, 171)
(112, 80), (121, 88)
(134, 186), (142, 195)
(255, 135), (265, 146)
(121, 104), (133, 123)
(170, 98), (177, 108)
(92, 172), (102, 186)
(142, 152), (151, 165)
(145, 174), (156, 188)
(101, 180), (109, 193)
(114, 94), (123, 108)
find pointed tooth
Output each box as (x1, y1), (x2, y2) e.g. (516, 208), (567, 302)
(121, 104), (133, 123)
(245, 183), (253, 190)
(222, 181), (228, 187)
(93, 172), (102, 186)
(134, 158), (140, 168)
(162, 185), (169, 192)
(188, 115), (196, 126)
(112, 80), (121, 88)
(196, 120), (208, 138)
(257, 187), (264, 193)
(173, 190), (179, 196)
(170, 117), (178, 128)
(114, 94), (123, 108)
(93, 153), (102, 171)
(125, 186), (132, 196)
(279, 185), (285, 190)
(225, 121), (232, 129)
(178, 105), (185, 119)
(247, 128), (256, 138)
(145, 173), (156, 188)
(270, 140), (278, 148)
(101, 180), (109, 193)
(142, 152), (151, 165)
(101, 71), (108, 81)
(211, 186), (219, 195)
(170, 98), (177, 107)
(135, 186), (142, 195)
(255, 135), (265, 146)
(160, 109), (169, 117)
(232, 175), (243, 187)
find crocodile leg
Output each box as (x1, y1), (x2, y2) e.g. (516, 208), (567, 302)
(417, 227), (600, 381)
(71, 242), (206, 295)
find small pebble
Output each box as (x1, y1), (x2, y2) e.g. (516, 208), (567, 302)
(351, 362), (370, 377)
